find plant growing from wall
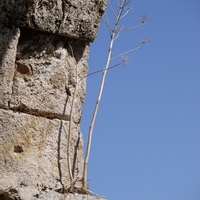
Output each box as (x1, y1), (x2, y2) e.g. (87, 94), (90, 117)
(64, 0), (148, 194)
(81, 0), (149, 191)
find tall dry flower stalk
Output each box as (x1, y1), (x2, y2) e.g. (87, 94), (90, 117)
(82, 0), (149, 191)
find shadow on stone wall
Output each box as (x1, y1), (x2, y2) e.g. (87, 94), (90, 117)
(0, 25), (19, 67)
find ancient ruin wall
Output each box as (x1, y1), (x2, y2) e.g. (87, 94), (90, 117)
(0, 1), (106, 199)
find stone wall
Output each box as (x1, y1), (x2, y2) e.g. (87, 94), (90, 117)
(0, 0), (106, 41)
(0, 1), (106, 200)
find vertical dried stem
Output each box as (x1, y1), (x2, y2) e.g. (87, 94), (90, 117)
(82, 0), (127, 190)
(81, 0), (148, 191)
(67, 43), (78, 190)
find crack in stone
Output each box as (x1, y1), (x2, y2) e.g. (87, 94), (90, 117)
(8, 103), (70, 121)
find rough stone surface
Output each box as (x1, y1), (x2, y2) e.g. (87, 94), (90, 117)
(0, 1), (106, 199)
(11, 28), (88, 123)
(0, 189), (106, 200)
(0, 26), (89, 123)
(0, 26), (20, 108)
(0, 109), (83, 195)
(0, 0), (106, 41)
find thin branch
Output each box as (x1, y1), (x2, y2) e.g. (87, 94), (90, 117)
(121, 23), (143, 31)
(103, 10), (110, 26)
(121, 15), (149, 31)
(116, 0), (120, 7)
(102, 17), (112, 35)
(111, 36), (149, 61)
(115, 24), (123, 33)
(82, 0), (125, 190)
(120, 5), (132, 19)
(122, 0), (131, 8)
(111, 45), (142, 60)
(78, 62), (123, 82)
(120, 0), (125, 7)
(114, 32), (120, 40)
(108, 0), (117, 18)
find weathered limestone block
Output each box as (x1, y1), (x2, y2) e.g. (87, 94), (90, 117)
(0, 0), (106, 41)
(0, 109), (84, 198)
(0, 27), (88, 123)
(13, 28), (88, 123)
(0, 26), (20, 108)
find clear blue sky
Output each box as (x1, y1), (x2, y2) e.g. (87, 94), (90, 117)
(81, 1), (200, 200)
